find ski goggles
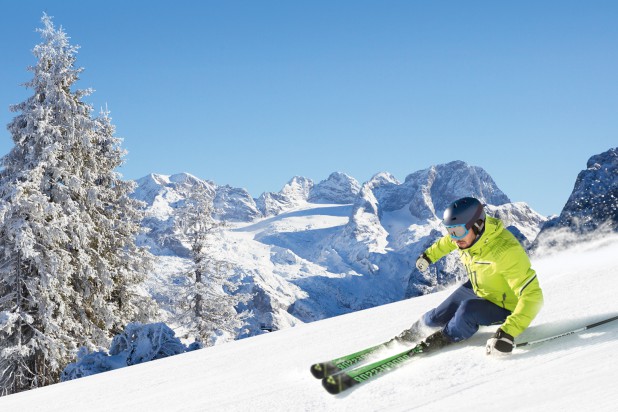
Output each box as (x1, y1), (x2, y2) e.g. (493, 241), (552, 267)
(445, 224), (469, 240)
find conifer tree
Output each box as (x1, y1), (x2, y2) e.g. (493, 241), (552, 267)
(0, 14), (155, 394)
(175, 184), (250, 345)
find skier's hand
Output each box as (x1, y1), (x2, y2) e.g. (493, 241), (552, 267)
(486, 328), (514, 355)
(415, 253), (430, 272)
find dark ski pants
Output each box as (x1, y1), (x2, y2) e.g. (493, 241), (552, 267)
(422, 281), (511, 342)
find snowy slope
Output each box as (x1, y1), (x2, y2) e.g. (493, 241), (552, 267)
(1, 233), (617, 411)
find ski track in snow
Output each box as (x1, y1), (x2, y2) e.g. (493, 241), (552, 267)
(1, 235), (617, 411)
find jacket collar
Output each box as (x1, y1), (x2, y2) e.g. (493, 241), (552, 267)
(465, 216), (502, 254)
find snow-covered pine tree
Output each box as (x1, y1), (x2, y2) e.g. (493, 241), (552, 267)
(175, 184), (250, 346)
(0, 14), (155, 395)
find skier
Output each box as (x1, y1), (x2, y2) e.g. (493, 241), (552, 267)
(397, 197), (544, 355)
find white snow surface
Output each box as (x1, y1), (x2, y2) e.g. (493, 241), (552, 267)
(1, 235), (617, 411)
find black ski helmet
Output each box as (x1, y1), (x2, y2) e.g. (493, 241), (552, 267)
(442, 197), (486, 235)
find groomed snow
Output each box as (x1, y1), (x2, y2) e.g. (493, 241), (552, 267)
(1, 234), (617, 411)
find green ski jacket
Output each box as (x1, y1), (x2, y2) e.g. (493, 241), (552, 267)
(424, 216), (543, 337)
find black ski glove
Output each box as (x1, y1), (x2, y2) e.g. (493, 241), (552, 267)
(415, 253), (430, 272)
(486, 328), (514, 355)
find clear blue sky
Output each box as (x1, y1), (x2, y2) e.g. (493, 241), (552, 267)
(1, 1), (617, 216)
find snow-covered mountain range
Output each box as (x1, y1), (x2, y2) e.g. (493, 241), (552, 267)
(132, 148), (616, 340)
(133, 160), (549, 339)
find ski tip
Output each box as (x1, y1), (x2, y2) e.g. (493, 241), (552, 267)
(322, 374), (344, 395)
(310, 363), (327, 379)
(311, 362), (340, 379)
(322, 373), (356, 395)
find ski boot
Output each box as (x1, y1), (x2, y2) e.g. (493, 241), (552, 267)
(419, 330), (452, 353)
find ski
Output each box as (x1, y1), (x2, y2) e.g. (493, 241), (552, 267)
(321, 343), (426, 395)
(310, 342), (391, 379)
(316, 314), (618, 394)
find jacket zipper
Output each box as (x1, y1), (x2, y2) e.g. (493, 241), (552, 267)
(471, 270), (479, 291)
(467, 263), (479, 291)
(468, 257), (507, 309)
(469, 260), (489, 291)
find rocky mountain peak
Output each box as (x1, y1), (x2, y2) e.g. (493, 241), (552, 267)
(542, 147), (617, 232)
(308, 172), (361, 204)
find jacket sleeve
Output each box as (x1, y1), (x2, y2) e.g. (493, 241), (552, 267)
(498, 248), (544, 337)
(424, 236), (458, 263)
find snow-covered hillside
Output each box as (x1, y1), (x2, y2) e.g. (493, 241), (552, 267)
(2, 232), (616, 411)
